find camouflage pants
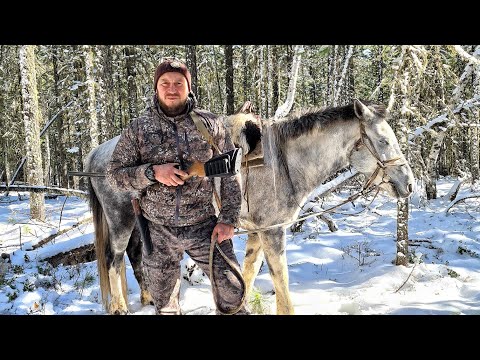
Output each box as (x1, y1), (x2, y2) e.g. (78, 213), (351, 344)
(142, 216), (249, 315)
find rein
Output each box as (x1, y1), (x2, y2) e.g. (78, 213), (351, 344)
(209, 235), (247, 315)
(234, 181), (382, 237)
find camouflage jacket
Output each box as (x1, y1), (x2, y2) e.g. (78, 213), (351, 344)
(106, 95), (241, 227)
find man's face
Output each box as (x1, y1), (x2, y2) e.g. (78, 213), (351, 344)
(156, 72), (189, 116)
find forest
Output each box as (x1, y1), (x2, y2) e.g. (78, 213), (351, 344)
(1, 45), (480, 244)
(0, 45), (479, 315)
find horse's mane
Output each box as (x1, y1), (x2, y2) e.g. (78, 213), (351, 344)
(272, 100), (387, 142)
(268, 100), (387, 196)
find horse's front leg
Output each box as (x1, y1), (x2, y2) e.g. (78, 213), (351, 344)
(242, 232), (265, 298)
(262, 228), (294, 315)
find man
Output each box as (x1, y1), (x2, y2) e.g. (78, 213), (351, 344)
(106, 58), (248, 315)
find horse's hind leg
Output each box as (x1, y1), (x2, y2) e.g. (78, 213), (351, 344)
(107, 251), (129, 315)
(261, 228), (294, 315)
(126, 226), (153, 306)
(242, 233), (264, 298)
(106, 224), (135, 315)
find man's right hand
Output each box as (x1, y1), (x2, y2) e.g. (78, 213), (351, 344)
(152, 163), (188, 186)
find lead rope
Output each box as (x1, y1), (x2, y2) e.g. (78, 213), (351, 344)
(208, 182), (247, 314)
(209, 234), (247, 315)
(244, 156), (250, 212)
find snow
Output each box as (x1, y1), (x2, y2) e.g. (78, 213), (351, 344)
(1, 177), (479, 315)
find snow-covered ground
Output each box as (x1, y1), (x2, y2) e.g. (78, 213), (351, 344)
(1, 177), (479, 315)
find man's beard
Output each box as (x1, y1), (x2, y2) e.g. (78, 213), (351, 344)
(158, 98), (188, 117)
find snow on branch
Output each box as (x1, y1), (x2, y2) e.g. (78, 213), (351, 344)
(408, 95), (480, 141)
(303, 169), (359, 206)
(445, 193), (480, 214)
(453, 45), (480, 65)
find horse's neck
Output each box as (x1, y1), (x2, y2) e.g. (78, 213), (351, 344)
(281, 120), (361, 200)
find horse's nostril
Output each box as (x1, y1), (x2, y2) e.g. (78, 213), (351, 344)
(408, 183), (413, 193)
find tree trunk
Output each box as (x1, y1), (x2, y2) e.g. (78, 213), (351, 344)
(84, 45), (98, 153)
(124, 46), (137, 122)
(225, 45), (234, 115)
(265, 45), (271, 117)
(274, 45), (303, 119)
(326, 47), (333, 105)
(272, 45), (279, 112)
(333, 45), (354, 106)
(43, 132), (51, 185)
(211, 45), (223, 111)
(51, 46), (68, 188)
(102, 46), (116, 140)
(258, 46), (265, 117)
(471, 45), (480, 181)
(242, 45), (248, 104)
(185, 45), (198, 99)
(396, 197), (409, 266)
(19, 45), (45, 221)
(3, 141), (10, 184)
(94, 45), (108, 144)
(425, 131), (448, 199)
(377, 45), (384, 102)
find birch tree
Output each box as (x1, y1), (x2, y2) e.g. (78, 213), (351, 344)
(19, 45), (45, 221)
(274, 45), (304, 119)
(333, 45), (354, 106)
(474, 46), (480, 182)
(386, 46), (412, 266)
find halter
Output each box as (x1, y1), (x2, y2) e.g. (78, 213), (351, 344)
(356, 121), (407, 190)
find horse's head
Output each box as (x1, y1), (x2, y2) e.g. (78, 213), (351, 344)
(349, 99), (414, 199)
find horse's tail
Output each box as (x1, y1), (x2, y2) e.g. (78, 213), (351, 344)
(88, 179), (111, 311)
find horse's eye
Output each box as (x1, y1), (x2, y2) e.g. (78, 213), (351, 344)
(380, 139), (389, 145)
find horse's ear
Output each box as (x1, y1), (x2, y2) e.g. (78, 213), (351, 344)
(235, 101), (253, 114)
(354, 99), (375, 122)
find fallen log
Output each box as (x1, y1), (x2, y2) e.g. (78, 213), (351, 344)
(32, 217), (92, 250)
(0, 185), (87, 198)
(43, 244), (96, 267)
(445, 193), (480, 214)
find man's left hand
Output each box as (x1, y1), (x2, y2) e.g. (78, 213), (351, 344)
(212, 223), (234, 244)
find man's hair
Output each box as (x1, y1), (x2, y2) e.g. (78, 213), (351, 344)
(154, 58), (192, 91)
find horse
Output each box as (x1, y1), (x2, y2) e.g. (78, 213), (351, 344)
(85, 99), (414, 315)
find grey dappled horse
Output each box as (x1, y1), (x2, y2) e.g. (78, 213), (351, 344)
(85, 99), (414, 314)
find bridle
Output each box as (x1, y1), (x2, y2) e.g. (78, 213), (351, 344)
(356, 121), (407, 190)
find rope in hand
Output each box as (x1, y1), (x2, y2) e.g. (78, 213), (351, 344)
(209, 234), (247, 315)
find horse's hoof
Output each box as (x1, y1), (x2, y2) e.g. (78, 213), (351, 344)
(112, 309), (129, 315)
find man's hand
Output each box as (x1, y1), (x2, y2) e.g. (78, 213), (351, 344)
(152, 163), (188, 186)
(212, 223), (234, 244)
